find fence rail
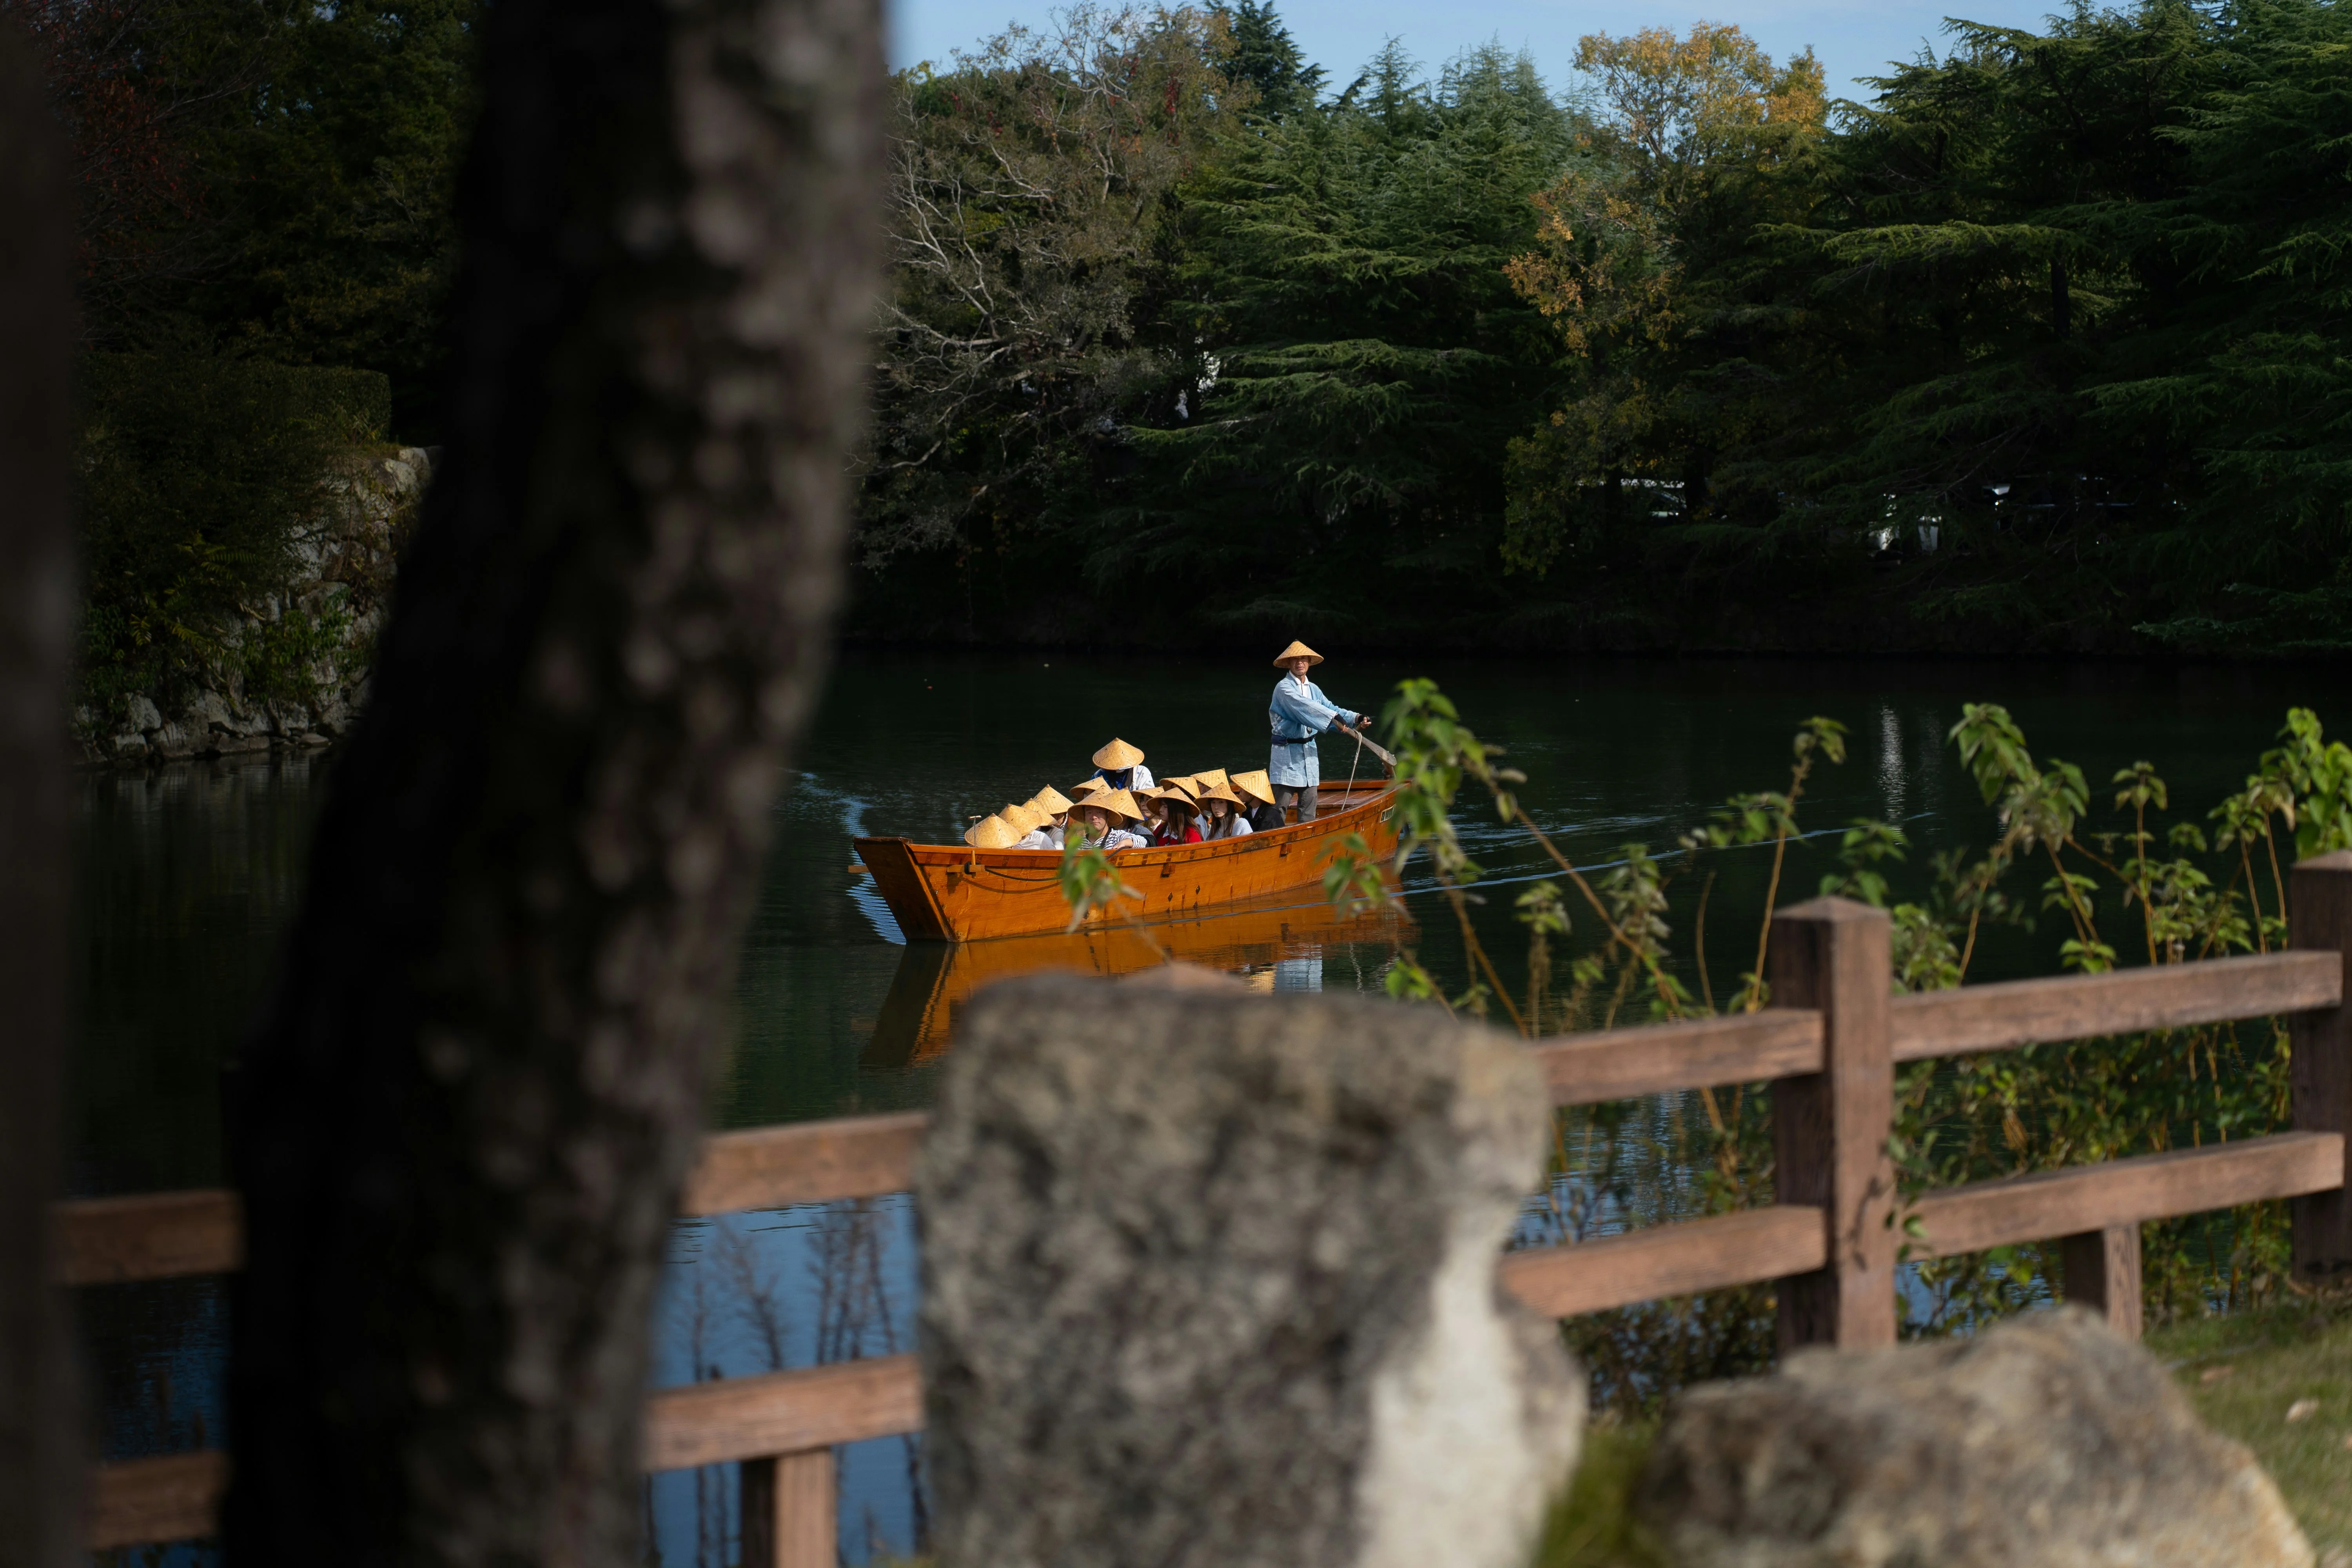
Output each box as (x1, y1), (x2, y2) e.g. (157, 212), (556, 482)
(62, 850), (2352, 1564)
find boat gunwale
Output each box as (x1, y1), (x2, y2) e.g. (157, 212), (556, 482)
(856, 783), (1397, 871)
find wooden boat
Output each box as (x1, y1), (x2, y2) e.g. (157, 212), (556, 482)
(853, 777), (1398, 943)
(862, 883), (1412, 1068)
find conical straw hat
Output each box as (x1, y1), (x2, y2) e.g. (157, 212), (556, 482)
(1151, 787), (1197, 815)
(964, 814), (1022, 849)
(1270, 640), (1323, 667)
(1000, 802), (1048, 834)
(1193, 768), (1230, 789)
(1161, 774), (1201, 798)
(1070, 778), (1109, 800)
(1084, 788), (1146, 823)
(1197, 782), (1244, 808)
(1028, 785), (1074, 816)
(1230, 769), (1277, 806)
(1091, 737), (1146, 769)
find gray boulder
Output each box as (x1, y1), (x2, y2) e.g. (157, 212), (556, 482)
(918, 974), (1581, 1568)
(124, 693), (162, 732)
(1640, 1306), (2311, 1568)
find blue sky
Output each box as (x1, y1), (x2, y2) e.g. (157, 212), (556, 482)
(891, 0), (2073, 104)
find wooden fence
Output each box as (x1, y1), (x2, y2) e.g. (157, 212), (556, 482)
(58, 851), (2352, 1565)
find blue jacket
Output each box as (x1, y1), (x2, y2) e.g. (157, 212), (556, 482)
(1269, 675), (1358, 742)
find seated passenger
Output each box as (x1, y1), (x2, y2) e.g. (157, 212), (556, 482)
(1231, 769), (1286, 833)
(962, 814), (1022, 849)
(1082, 788), (1152, 850)
(1198, 783), (1252, 840)
(1000, 802), (1053, 850)
(1086, 737), (1155, 794)
(1024, 786), (1074, 849)
(1150, 788), (1203, 846)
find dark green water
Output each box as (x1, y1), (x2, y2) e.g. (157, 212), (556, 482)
(69, 651), (2342, 1563)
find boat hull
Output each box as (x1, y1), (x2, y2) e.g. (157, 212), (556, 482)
(853, 780), (1398, 942)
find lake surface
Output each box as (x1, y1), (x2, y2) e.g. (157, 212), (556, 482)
(69, 650), (2343, 1563)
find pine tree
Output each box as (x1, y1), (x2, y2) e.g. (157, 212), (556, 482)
(1219, 0), (1324, 119)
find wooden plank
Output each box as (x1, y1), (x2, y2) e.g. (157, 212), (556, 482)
(54, 1188), (241, 1285)
(1890, 949), (2341, 1063)
(1770, 898), (1896, 1351)
(2290, 851), (2352, 1278)
(1910, 1131), (2345, 1258)
(679, 1112), (928, 1217)
(1498, 1206), (1826, 1319)
(644, 1354), (923, 1471)
(86, 1450), (227, 1550)
(1532, 1011), (1822, 1106)
(740, 1449), (835, 1568)
(55, 1112), (934, 1287)
(2061, 1223), (2142, 1340)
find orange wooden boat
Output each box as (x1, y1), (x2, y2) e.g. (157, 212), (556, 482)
(861, 884), (1411, 1067)
(853, 777), (1398, 942)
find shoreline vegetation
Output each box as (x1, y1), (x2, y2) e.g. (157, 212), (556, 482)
(1259, 683), (2352, 1407)
(20, 0), (2352, 692)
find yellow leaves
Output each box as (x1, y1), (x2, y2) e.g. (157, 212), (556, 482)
(1575, 21), (1826, 170)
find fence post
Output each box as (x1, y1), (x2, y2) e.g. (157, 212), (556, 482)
(740, 1448), (835, 1568)
(1769, 897), (1896, 1351)
(2291, 850), (2352, 1282)
(2059, 1225), (2143, 1339)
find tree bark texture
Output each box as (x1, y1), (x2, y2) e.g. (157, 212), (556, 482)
(0, 19), (80, 1568)
(223, 0), (882, 1557)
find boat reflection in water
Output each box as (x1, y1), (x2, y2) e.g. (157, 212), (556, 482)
(861, 880), (1411, 1069)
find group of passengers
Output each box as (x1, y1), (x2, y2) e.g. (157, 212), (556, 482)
(960, 741), (1287, 852)
(958, 641), (1374, 855)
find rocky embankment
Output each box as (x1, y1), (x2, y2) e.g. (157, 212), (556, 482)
(77, 446), (432, 768)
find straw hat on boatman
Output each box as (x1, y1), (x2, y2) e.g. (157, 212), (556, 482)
(1087, 737), (1154, 794)
(1267, 641), (1370, 824)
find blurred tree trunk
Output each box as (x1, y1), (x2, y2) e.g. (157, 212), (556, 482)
(0, 17), (79, 1568)
(223, 0), (882, 1557)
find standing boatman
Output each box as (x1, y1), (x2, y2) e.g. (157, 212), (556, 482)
(1267, 640), (1371, 823)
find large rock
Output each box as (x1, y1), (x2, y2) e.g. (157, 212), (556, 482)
(918, 974), (1581, 1568)
(1639, 1306), (2311, 1568)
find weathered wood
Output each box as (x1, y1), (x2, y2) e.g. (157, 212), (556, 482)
(1769, 898), (1896, 1351)
(1911, 1131), (2343, 1258)
(682, 1113), (926, 1216)
(2060, 1224), (2143, 1340)
(1889, 949), (2340, 1063)
(739, 1449), (835, 1568)
(1498, 1206), (1826, 1319)
(0, 26), (80, 1566)
(54, 1190), (243, 1286)
(1532, 1011), (1823, 1107)
(86, 1451), (229, 1551)
(2291, 852), (2352, 1279)
(644, 1355), (922, 1472)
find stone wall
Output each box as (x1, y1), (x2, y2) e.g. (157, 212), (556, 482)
(74, 446), (431, 767)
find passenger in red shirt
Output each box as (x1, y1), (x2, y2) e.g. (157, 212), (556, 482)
(1147, 787), (1204, 847)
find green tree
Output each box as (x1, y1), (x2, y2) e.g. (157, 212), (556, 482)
(1216, 0), (1323, 119)
(854, 4), (1244, 626)
(1110, 42), (1583, 635)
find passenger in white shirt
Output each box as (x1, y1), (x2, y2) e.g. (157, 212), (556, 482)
(1198, 783), (1254, 840)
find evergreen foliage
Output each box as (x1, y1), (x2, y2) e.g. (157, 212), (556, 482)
(1216, 0), (1323, 119)
(12, 0), (475, 705)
